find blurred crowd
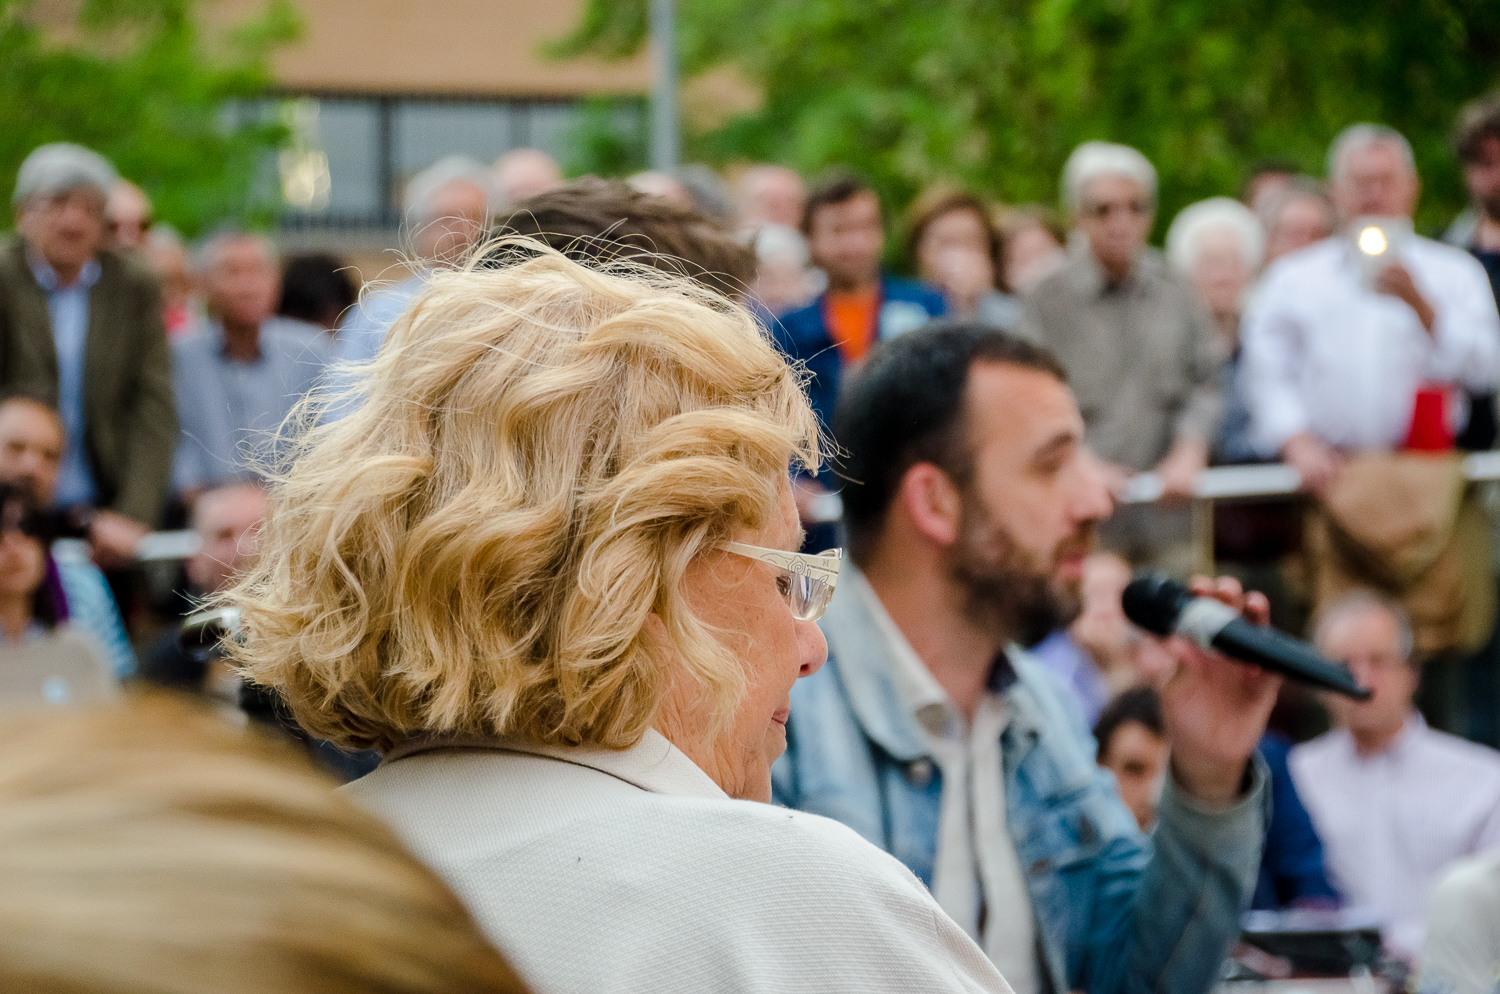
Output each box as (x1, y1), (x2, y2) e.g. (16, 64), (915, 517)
(4, 89), (1500, 994)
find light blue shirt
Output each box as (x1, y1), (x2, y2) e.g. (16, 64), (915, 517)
(28, 254), (101, 508)
(171, 317), (331, 492)
(52, 542), (137, 678)
(323, 273), (425, 423)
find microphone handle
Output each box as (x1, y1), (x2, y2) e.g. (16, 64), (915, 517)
(1209, 617), (1372, 700)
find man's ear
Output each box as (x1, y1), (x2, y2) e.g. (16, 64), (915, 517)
(896, 462), (962, 548)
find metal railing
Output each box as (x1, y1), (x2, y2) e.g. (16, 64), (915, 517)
(112, 452), (1500, 567)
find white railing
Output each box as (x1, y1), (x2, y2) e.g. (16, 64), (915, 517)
(1121, 450), (1500, 505)
(105, 452), (1500, 563)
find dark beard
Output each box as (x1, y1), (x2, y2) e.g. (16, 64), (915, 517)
(1481, 191), (1500, 226)
(947, 492), (1087, 648)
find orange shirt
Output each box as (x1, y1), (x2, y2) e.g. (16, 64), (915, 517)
(824, 289), (880, 363)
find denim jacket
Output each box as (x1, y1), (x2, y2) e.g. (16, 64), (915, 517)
(772, 572), (1268, 994)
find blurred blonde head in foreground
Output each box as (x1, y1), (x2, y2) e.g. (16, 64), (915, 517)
(221, 246), (820, 755)
(0, 696), (528, 994)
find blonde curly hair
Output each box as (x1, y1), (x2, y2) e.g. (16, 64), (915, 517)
(221, 245), (821, 753)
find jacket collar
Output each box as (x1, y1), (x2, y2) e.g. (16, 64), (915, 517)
(386, 727), (728, 800)
(820, 566), (1040, 764)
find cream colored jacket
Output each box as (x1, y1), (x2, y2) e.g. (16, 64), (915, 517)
(345, 729), (1012, 994)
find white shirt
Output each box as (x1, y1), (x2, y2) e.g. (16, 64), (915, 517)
(345, 728), (1012, 994)
(861, 575), (1040, 994)
(1420, 848), (1500, 994)
(1242, 234), (1500, 455)
(1290, 716), (1500, 962)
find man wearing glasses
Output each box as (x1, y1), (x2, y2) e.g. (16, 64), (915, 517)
(1292, 592), (1500, 965)
(1019, 142), (1224, 572)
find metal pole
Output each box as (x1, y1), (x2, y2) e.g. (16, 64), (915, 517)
(650, 0), (679, 173)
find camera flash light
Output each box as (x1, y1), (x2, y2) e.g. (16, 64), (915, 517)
(1358, 226), (1388, 256)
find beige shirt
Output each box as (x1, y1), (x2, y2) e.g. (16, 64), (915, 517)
(345, 726), (1014, 994)
(861, 574), (1040, 994)
(1018, 248), (1224, 471)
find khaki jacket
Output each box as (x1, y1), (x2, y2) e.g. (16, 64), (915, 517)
(0, 239), (176, 525)
(1309, 452), (1495, 656)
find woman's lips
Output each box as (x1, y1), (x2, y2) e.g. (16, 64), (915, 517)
(771, 707), (790, 726)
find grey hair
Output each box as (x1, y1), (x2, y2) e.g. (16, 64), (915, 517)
(192, 229), (278, 275)
(1312, 591), (1416, 662)
(403, 155), (496, 225)
(1327, 123), (1416, 181)
(1061, 141), (1158, 213)
(12, 143), (118, 207)
(1166, 197), (1265, 273)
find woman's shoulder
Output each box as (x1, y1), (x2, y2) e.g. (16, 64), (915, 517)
(346, 749), (1006, 993)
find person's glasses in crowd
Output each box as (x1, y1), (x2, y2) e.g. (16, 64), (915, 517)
(725, 543), (842, 621)
(1084, 199), (1151, 220)
(1340, 650), (1409, 675)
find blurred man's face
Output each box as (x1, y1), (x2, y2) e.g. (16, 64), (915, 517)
(1332, 140), (1419, 221)
(494, 149), (561, 205)
(1464, 135), (1500, 224)
(1100, 719), (1168, 832)
(206, 239), (279, 332)
(740, 166), (806, 228)
(19, 187), (107, 280)
(415, 180), (490, 266)
(1265, 193), (1334, 264)
(806, 191), (884, 292)
(1318, 606), (1419, 744)
(0, 400), (63, 507)
(944, 362), (1114, 641)
(144, 237), (193, 309)
(186, 485), (267, 594)
(105, 181), (152, 249)
(1076, 174), (1153, 279)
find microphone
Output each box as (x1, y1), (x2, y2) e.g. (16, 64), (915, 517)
(1121, 575), (1371, 700)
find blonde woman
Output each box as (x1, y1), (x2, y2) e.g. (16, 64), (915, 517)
(224, 248), (1011, 994)
(0, 696), (527, 994)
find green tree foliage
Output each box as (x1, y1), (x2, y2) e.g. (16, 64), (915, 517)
(558, 0), (1500, 237)
(0, 0), (299, 235)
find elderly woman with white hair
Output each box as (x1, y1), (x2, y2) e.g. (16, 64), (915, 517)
(223, 247), (1012, 994)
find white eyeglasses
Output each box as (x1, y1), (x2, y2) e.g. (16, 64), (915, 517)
(725, 542), (843, 622)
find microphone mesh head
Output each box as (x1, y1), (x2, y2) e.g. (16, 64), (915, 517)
(1120, 573), (1190, 637)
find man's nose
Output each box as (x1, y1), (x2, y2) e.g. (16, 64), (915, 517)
(1073, 451), (1117, 523)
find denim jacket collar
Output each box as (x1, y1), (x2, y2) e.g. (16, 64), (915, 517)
(822, 567), (1048, 771)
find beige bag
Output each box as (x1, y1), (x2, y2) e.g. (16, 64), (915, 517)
(1307, 452), (1495, 657)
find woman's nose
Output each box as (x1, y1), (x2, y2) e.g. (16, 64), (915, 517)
(797, 619), (827, 679)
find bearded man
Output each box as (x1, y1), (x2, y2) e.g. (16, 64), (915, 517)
(773, 323), (1279, 994)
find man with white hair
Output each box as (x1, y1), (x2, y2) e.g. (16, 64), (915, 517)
(170, 231), (328, 500)
(330, 155), (494, 369)
(1020, 141), (1224, 570)
(1243, 124), (1500, 490)
(0, 143), (177, 568)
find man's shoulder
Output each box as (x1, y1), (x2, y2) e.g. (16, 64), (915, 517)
(263, 317), (332, 359)
(95, 247), (161, 294)
(1415, 724), (1500, 777)
(880, 275), (945, 313)
(1410, 234), (1492, 282)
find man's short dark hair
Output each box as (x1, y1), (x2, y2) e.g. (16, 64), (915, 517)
(1094, 686), (1164, 762)
(801, 169), (877, 235)
(834, 323), (1067, 565)
(1455, 94), (1500, 164)
(488, 177), (754, 300)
